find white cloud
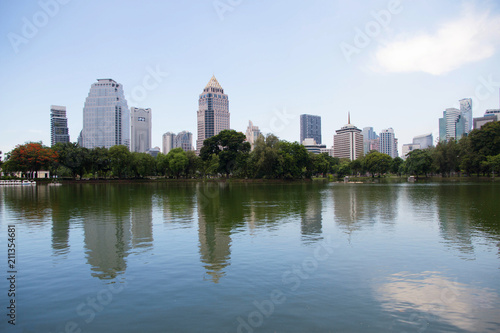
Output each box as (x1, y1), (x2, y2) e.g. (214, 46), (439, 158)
(374, 4), (500, 75)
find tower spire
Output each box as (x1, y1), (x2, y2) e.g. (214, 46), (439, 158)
(348, 111), (350, 124)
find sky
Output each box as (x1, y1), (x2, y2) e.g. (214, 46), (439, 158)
(1, 0), (500, 157)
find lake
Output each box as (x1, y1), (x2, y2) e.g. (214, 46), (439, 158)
(1, 181), (499, 332)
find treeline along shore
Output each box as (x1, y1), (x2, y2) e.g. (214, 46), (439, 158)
(1, 122), (500, 181)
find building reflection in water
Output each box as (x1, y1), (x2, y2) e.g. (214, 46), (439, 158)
(196, 183), (234, 283)
(332, 184), (399, 236)
(82, 185), (153, 279)
(374, 271), (500, 332)
(300, 187), (323, 242)
(195, 182), (327, 282)
(160, 184), (196, 226)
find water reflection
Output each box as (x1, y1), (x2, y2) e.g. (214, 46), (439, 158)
(160, 184), (196, 225)
(196, 183), (238, 283)
(300, 188), (323, 242)
(332, 184), (398, 234)
(195, 182), (326, 282)
(436, 184), (500, 259)
(375, 271), (500, 332)
(82, 185), (154, 279)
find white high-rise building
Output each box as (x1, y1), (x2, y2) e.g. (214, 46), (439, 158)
(245, 120), (261, 151)
(130, 107), (151, 153)
(81, 79), (130, 149)
(50, 105), (70, 146)
(379, 128), (398, 158)
(196, 76), (230, 154)
(162, 132), (175, 154)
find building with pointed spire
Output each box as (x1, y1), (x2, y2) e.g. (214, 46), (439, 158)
(333, 113), (363, 160)
(196, 76), (230, 154)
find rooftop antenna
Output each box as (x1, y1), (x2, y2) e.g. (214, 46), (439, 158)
(348, 111), (351, 124)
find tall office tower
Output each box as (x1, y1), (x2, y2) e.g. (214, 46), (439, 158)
(174, 131), (194, 152)
(130, 107), (152, 153)
(439, 108), (466, 142)
(50, 105), (70, 146)
(361, 126), (379, 154)
(300, 114), (322, 144)
(412, 133), (433, 149)
(333, 114), (363, 160)
(162, 132), (175, 154)
(379, 128), (398, 158)
(196, 76), (230, 154)
(245, 120), (262, 151)
(81, 79), (130, 149)
(459, 98), (472, 133)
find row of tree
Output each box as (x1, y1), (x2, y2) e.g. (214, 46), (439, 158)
(2, 122), (500, 180)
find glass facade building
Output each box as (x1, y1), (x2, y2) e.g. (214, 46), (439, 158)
(439, 108), (466, 142)
(196, 76), (230, 154)
(163, 131), (193, 153)
(412, 133), (433, 149)
(459, 98), (472, 133)
(81, 79), (130, 149)
(50, 105), (70, 146)
(300, 114), (322, 144)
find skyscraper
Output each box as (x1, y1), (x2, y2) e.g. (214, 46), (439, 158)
(245, 120), (262, 151)
(162, 132), (175, 154)
(81, 79), (130, 149)
(163, 131), (193, 154)
(379, 128), (398, 158)
(174, 131), (193, 152)
(459, 98), (472, 133)
(439, 108), (465, 142)
(50, 105), (70, 146)
(130, 107), (151, 153)
(300, 114), (321, 144)
(333, 114), (363, 160)
(196, 76), (230, 154)
(361, 126), (379, 154)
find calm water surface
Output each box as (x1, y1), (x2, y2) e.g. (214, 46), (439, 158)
(1, 181), (499, 332)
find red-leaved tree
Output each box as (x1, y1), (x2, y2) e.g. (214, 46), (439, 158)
(5, 142), (58, 178)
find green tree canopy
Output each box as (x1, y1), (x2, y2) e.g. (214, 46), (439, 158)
(363, 151), (392, 177)
(200, 130), (250, 177)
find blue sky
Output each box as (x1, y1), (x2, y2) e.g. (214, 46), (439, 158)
(1, 0), (500, 157)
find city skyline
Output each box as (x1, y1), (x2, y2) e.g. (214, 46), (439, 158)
(1, 1), (500, 156)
